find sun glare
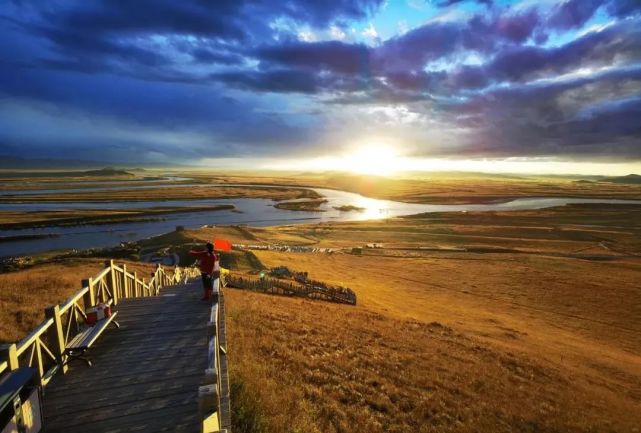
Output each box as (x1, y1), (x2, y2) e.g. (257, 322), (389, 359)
(346, 144), (400, 176)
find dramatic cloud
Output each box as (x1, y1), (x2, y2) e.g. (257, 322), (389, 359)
(0, 0), (639, 164)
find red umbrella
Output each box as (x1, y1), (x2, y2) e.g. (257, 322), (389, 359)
(213, 238), (233, 251)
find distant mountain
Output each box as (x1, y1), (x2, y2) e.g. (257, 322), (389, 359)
(81, 167), (134, 176)
(0, 155), (106, 169)
(602, 174), (641, 184)
(0, 166), (134, 178)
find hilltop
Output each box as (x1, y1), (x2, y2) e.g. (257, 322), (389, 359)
(604, 173), (641, 184)
(79, 167), (134, 176)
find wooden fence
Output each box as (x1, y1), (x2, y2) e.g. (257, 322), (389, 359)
(199, 279), (231, 433)
(0, 260), (200, 386)
(226, 274), (357, 305)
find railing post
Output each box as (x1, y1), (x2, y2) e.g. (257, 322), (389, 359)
(106, 260), (118, 306)
(155, 264), (161, 295)
(82, 278), (95, 309)
(0, 343), (19, 371)
(45, 305), (68, 374)
(34, 340), (44, 386)
(199, 384), (220, 433)
(134, 272), (139, 297)
(142, 278), (148, 296)
(122, 264), (129, 298)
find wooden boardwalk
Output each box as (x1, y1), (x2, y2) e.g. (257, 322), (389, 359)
(42, 280), (211, 433)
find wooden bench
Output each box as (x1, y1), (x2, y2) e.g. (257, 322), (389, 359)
(65, 311), (120, 367)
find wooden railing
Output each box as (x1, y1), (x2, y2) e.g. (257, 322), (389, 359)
(199, 278), (231, 433)
(227, 273), (357, 305)
(0, 260), (200, 385)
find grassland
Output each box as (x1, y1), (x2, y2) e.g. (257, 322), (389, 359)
(182, 170), (641, 204)
(217, 203), (641, 433)
(0, 205), (236, 229)
(273, 199), (328, 211)
(2, 205), (640, 431)
(3, 169), (641, 205)
(0, 184), (321, 203)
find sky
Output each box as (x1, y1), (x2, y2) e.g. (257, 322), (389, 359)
(0, 0), (640, 175)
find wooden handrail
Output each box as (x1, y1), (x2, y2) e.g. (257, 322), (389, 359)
(93, 266), (112, 283)
(16, 318), (54, 357)
(59, 286), (90, 315)
(0, 260), (199, 386)
(200, 275), (229, 433)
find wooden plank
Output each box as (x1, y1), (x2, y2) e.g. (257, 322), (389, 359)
(43, 280), (211, 433)
(47, 366), (204, 396)
(45, 373), (203, 414)
(45, 350), (204, 387)
(45, 396), (198, 432)
(48, 406), (199, 433)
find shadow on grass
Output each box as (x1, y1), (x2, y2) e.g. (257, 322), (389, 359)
(231, 377), (268, 433)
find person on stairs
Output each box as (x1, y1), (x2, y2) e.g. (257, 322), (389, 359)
(189, 242), (220, 302)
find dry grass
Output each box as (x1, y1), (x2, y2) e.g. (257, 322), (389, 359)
(226, 290), (640, 433)
(0, 205), (234, 229)
(220, 203), (641, 432)
(0, 185), (320, 203)
(0, 258), (154, 343)
(182, 171), (641, 204)
(274, 199), (328, 211)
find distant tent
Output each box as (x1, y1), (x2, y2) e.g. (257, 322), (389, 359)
(213, 238), (233, 251)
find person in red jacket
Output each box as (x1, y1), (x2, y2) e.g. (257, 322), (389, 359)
(189, 242), (220, 302)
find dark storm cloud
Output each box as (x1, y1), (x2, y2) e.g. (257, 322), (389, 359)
(191, 49), (245, 65)
(441, 65), (641, 158)
(547, 0), (605, 30)
(56, 0), (246, 38)
(606, 0), (641, 17)
(40, 0), (385, 41)
(447, 19), (641, 89)
(255, 41), (371, 75)
(213, 69), (321, 94)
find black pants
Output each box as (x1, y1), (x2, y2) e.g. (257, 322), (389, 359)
(201, 273), (213, 289)
(201, 273), (219, 303)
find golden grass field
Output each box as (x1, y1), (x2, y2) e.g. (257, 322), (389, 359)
(0, 205), (235, 229)
(215, 203), (641, 433)
(1, 171), (640, 432)
(184, 170), (641, 203)
(0, 184), (320, 203)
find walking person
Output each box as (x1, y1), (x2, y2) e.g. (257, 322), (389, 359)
(189, 242), (220, 302)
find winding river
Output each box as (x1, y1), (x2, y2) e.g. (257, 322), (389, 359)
(1, 182), (640, 258)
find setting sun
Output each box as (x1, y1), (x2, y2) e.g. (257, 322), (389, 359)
(346, 144), (400, 176)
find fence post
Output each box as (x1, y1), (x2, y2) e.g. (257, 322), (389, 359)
(0, 343), (19, 371)
(45, 305), (68, 374)
(155, 264), (162, 295)
(106, 260), (118, 306)
(82, 278), (95, 310)
(122, 264), (129, 298)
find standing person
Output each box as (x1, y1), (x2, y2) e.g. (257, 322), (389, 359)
(189, 242), (219, 302)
